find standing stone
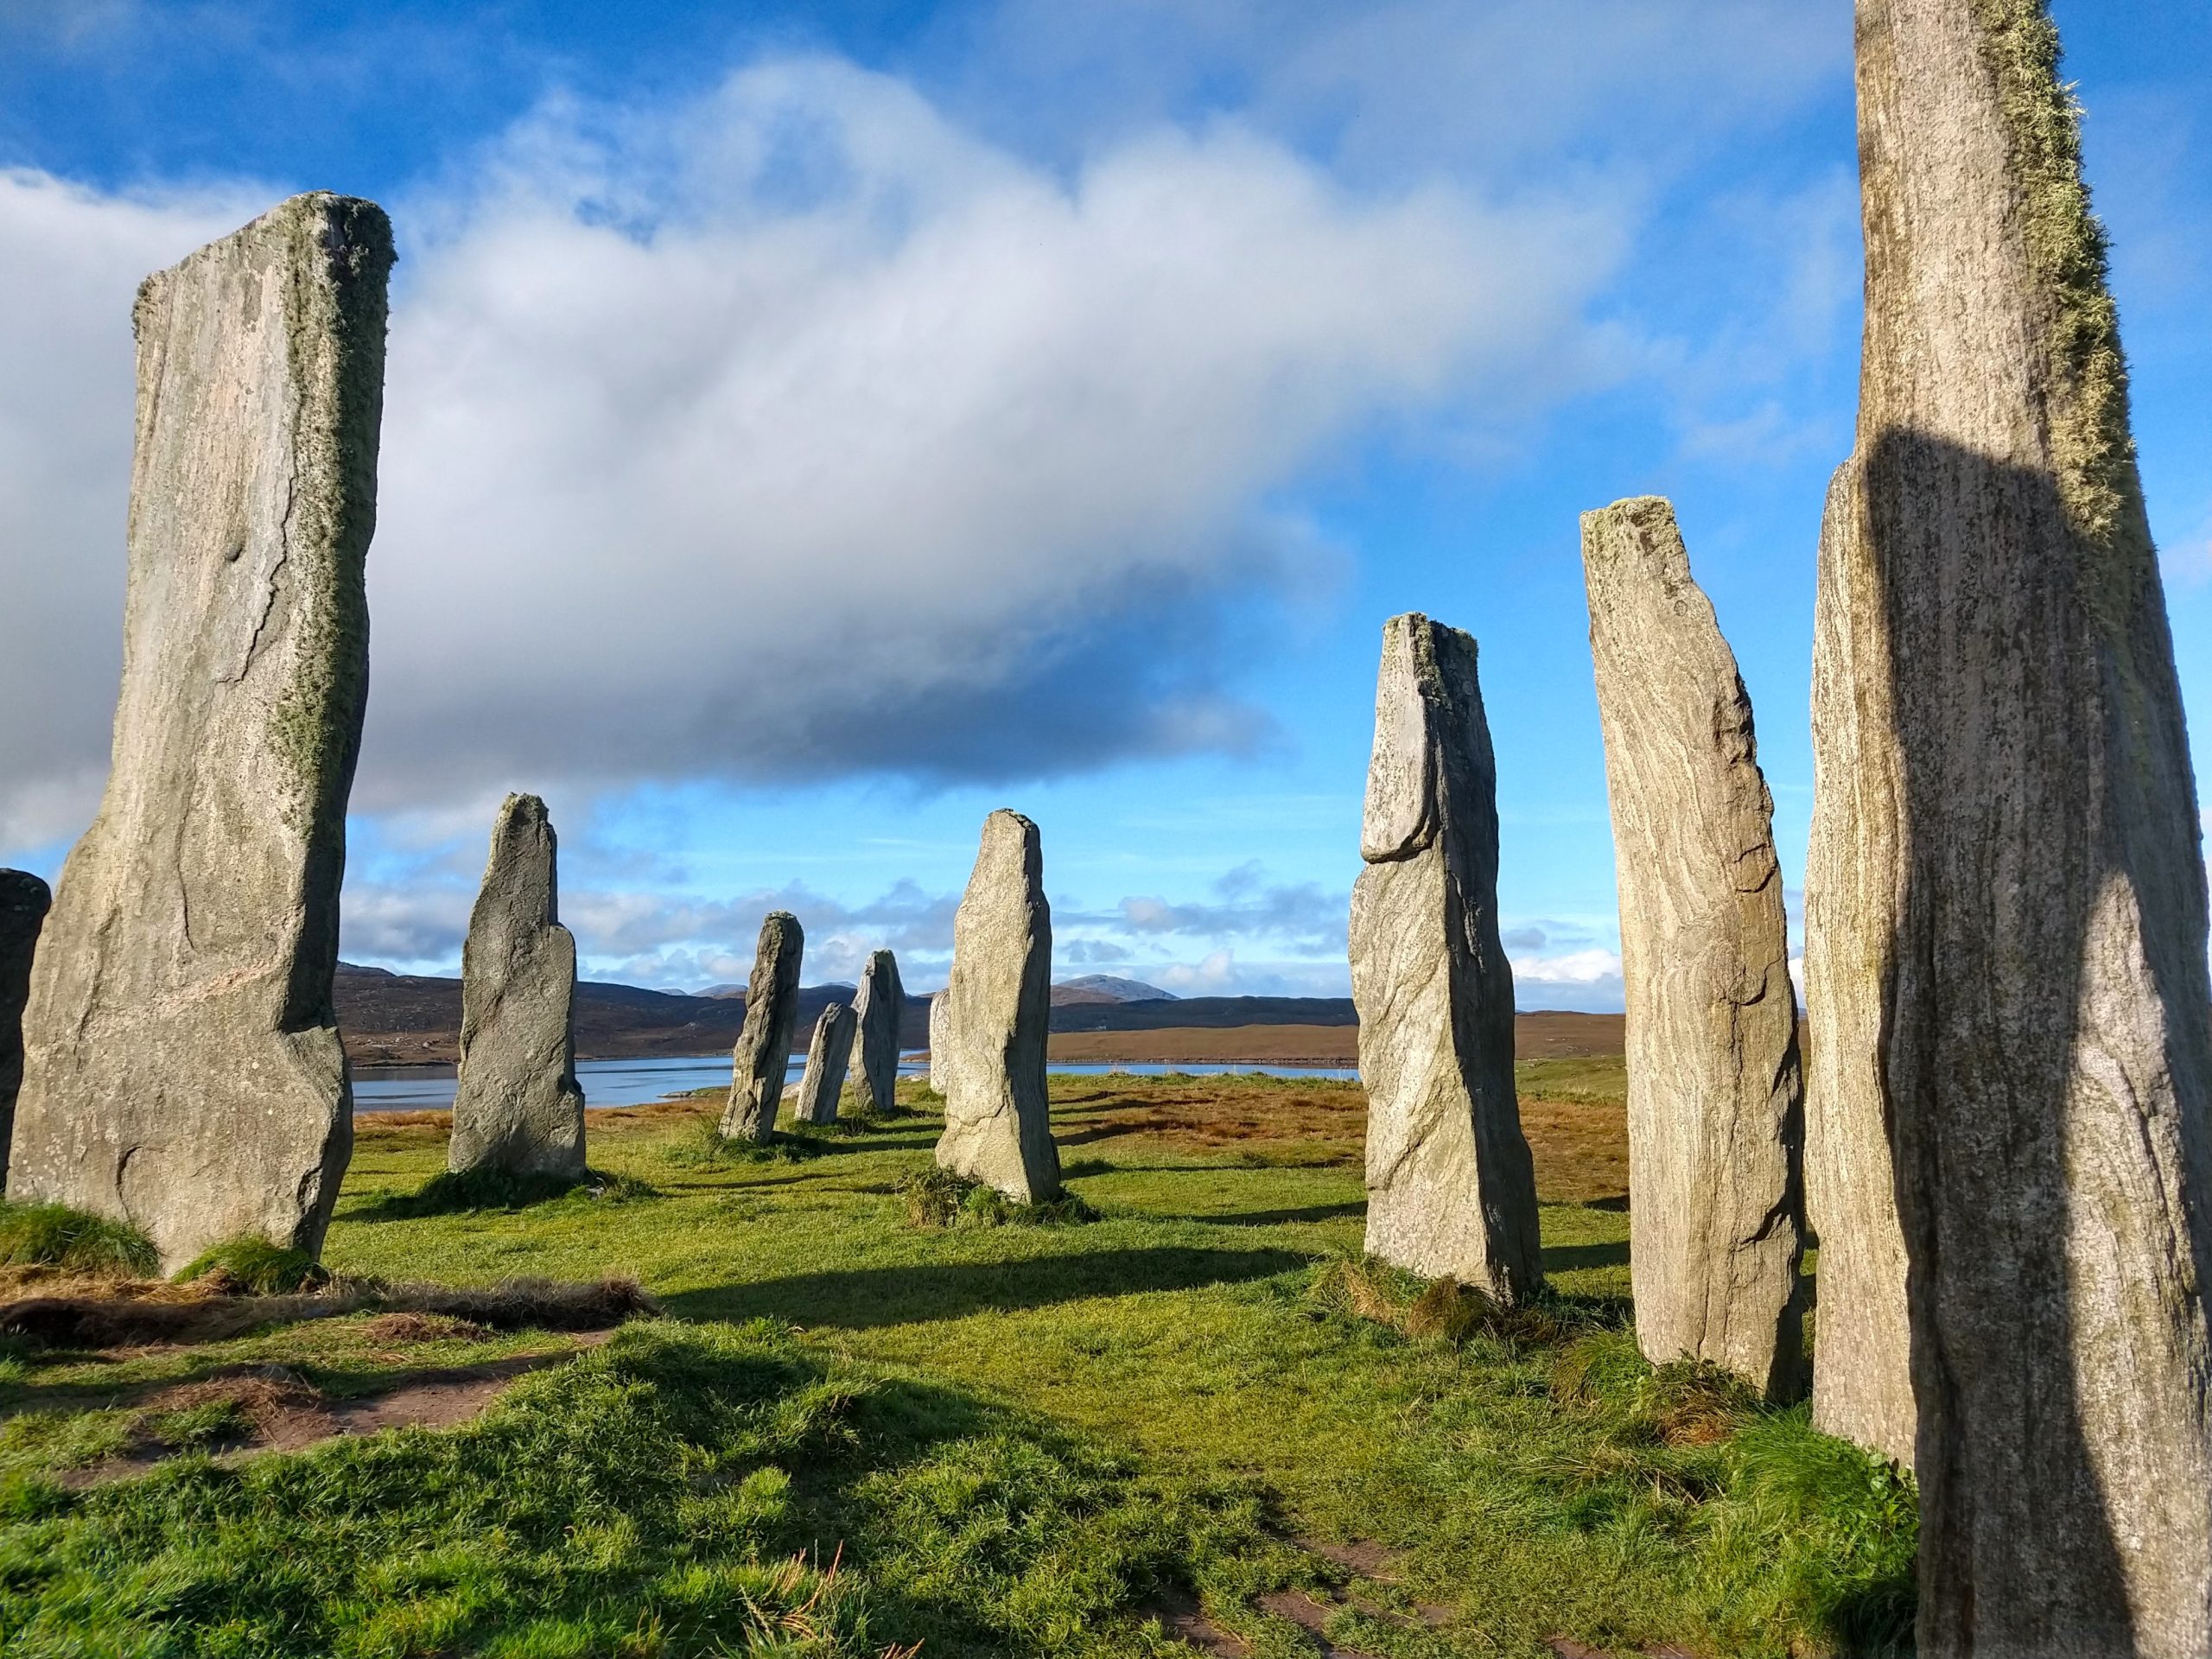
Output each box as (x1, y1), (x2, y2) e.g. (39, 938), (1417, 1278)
(850, 949), (906, 1115)
(1581, 499), (1807, 1402)
(447, 795), (584, 1177)
(794, 1001), (857, 1125)
(927, 992), (950, 1095)
(934, 810), (1060, 1201)
(7, 195), (391, 1270)
(722, 912), (804, 1141)
(0, 872), (51, 1190)
(1349, 614), (1541, 1303)
(1812, 2), (2212, 1648)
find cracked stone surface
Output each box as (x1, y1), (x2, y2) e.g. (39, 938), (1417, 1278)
(794, 1001), (856, 1125)
(722, 912), (804, 1141)
(7, 194), (391, 1270)
(0, 870), (50, 1190)
(850, 950), (905, 1116)
(1581, 497), (1806, 1402)
(447, 795), (584, 1178)
(1350, 613), (1541, 1303)
(934, 810), (1060, 1201)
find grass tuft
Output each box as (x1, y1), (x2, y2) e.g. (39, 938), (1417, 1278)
(663, 1116), (824, 1170)
(897, 1167), (1098, 1230)
(175, 1236), (328, 1294)
(0, 1200), (160, 1279)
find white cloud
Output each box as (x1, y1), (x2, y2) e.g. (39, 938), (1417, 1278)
(1508, 944), (1624, 1013)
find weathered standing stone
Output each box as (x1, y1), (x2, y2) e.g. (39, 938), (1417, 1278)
(7, 195), (391, 1271)
(722, 912), (804, 1141)
(794, 1002), (857, 1125)
(1810, 2), (2212, 1648)
(0, 872), (52, 1190)
(927, 992), (950, 1095)
(447, 795), (584, 1177)
(934, 811), (1060, 1201)
(1349, 614), (1541, 1303)
(1581, 500), (1807, 1401)
(850, 950), (906, 1116)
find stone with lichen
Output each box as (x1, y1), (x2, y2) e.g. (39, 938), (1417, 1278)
(722, 912), (804, 1141)
(850, 950), (905, 1116)
(0, 870), (50, 1189)
(794, 1001), (857, 1125)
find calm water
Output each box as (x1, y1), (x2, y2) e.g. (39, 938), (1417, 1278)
(350, 1052), (1357, 1112)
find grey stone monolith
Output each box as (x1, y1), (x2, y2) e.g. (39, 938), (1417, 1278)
(1349, 614), (1541, 1303)
(1810, 3), (2212, 1648)
(795, 1001), (857, 1125)
(447, 795), (584, 1177)
(0, 871), (51, 1190)
(851, 949), (906, 1115)
(927, 992), (950, 1094)
(1581, 499), (1807, 1402)
(934, 810), (1060, 1201)
(722, 912), (804, 1141)
(6, 194), (391, 1270)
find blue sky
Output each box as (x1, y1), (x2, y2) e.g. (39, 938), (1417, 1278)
(2, 0), (2207, 1007)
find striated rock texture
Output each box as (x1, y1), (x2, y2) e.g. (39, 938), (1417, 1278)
(851, 950), (906, 1116)
(447, 795), (585, 1177)
(1581, 499), (1807, 1402)
(722, 912), (804, 1141)
(0, 872), (51, 1189)
(795, 1001), (857, 1125)
(927, 993), (950, 1095)
(8, 194), (391, 1270)
(1811, 1), (2212, 1648)
(1350, 614), (1541, 1303)
(934, 811), (1061, 1201)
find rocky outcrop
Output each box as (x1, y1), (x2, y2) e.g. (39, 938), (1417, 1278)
(721, 912), (804, 1141)
(0, 871), (50, 1188)
(1349, 614), (1541, 1303)
(794, 1001), (856, 1125)
(851, 949), (906, 1115)
(7, 195), (391, 1270)
(934, 811), (1060, 1201)
(1580, 498), (1806, 1402)
(447, 795), (584, 1177)
(1812, 2), (2212, 1647)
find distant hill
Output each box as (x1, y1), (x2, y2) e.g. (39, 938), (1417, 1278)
(1050, 975), (1176, 1005)
(1048, 995), (1357, 1032)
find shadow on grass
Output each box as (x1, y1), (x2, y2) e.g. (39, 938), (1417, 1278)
(664, 1245), (1308, 1330)
(348, 1166), (655, 1222)
(1543, 1240), (1630, 1274)
(1160, 1202), (1365, 1228)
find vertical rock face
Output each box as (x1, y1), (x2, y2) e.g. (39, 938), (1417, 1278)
(934, 810), (1060, 1201)
(795, 1002), (857, 1125)
(851, 950), (906, 1115)
(447, 795), (584, 1177)
(7, 195), (391, 1270)
(0, 871), (52, 1189)
(927, 993), (950, 1095)
(1350, 614), (1541, 1303)
(722, 912), (804, 1141)
(1814, 2), (2212, 1648)
(1581, 499), (1807, 1402)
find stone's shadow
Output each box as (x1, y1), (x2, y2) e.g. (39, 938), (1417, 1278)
(663, 1246), (1308, 1331)
(1053, 1122), (1148, 1148)
(1158, 1203), (1366, 1228)
(1541, 1240), (1629, 1274)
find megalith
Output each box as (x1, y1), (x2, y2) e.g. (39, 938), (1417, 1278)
(1811, 2), (2212, 1648)
(0, 871), (52, 1189)
(851, 949), (906, 1115)
(7, 195), (391, 1270)
(794, 1001), (857, 1125)
(722, 912), (804, 1141)
(934, 810), (1060, 1201)
(1580, 499), (1808, 1402)
(1349, 614), (1541, 1303)
(927, 992), (950, 1095)
(447, 794), (585, 1177)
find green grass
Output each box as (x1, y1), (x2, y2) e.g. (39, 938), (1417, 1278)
(0, 1076), (1912, 1656)
(0, 1199), (160, 1277)
(174, 1236), (328, 1294)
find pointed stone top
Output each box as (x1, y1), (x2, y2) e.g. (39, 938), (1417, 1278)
(1360, 613), (1480, 863)
(1580, 497), (1719, 630)
(979, 810), (1043, 878)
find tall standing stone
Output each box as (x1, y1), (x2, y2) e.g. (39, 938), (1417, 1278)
(447, 795), (584, 1177)
(927, 992), (950, 1095)
(722, 912), (804, 1141)
(794, 1001), (857, 1125)
(1350, 614), (1541, 1304)
(1581, 499), (1807, 1402)
(934, 810), (1060, 1201)
(7, 195), (391, 1270)
(1812, 2), (2212, 1647)
(851, 949), (906, 1115)
(0, 872), (51, 1191)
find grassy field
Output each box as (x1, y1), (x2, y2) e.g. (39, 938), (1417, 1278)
(0, 1063), (1915, 1658)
